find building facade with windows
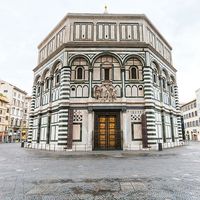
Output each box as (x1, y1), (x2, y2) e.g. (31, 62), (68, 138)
(21, 96), (32, 141)
(28, 13), (183, 151)
(0, 80), (28, 142)
(181, 100), (200, 141)
(0, 94), (9, 142)
(196, 88), (200, 119)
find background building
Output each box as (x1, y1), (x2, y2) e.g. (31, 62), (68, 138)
(28, 12), (183, 151)
(21, 96), (32, 141)
(181, 100), (200, 141)
(0, 94), (9, 142)
(181, 88), (200, 141)
(196, 88), (200, 117)
(0, 80), (30, 142)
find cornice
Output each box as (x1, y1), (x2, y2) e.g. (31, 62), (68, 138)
(33, 42), (176, 73)
(180, 99), (196, 108)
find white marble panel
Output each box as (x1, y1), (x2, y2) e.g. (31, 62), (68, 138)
(114, 68), (121, 80)
(73, 124), (81, 140)
(133, 124), (142, 139)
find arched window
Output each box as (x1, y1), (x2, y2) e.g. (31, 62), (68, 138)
(130, 66), (137, 79)
(45, 78), (49, 89)
(151, 62), (159, 84)
(72, 58), (88, 81)
(52, 62), (62, 86)
(171, 85), (174, 94)
(162, 78), (166, 89)
(125, 58), (143, 80)
(37, 85), (40, 96)
(77, 67), (83, 79)
(153, 69), (158, 84)
(56, 73), (60, 84)
(153, 74), (156, 83)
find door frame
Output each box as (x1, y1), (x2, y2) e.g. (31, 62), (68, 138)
(93, 110), (122, 150)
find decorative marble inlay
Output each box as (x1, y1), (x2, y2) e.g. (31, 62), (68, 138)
(131, 110), (144, 122)
(73, 110), (83, 122)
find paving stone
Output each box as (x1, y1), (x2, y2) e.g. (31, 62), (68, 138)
(120, 182), (133, 191)
(1, 142), (200, 199)
(131, 182), (146, 191)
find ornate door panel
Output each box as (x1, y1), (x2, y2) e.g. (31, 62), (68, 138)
(94, 111), (121, 150)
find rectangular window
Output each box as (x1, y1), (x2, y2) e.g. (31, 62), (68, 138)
(104, 68), (110, 80)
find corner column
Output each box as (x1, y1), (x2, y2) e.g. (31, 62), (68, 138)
(144, 52), (157, 148)
(174, 85), (183, 141)
(58, 66), (71, 150)
(27, 85), (36, 143)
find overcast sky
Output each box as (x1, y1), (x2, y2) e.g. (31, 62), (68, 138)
(0, 0), (199, 103)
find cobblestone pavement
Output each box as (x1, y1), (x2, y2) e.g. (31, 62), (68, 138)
(0, 142), (200, 199)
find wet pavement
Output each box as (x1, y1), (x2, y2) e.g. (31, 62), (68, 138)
(0, 142), (200, 199)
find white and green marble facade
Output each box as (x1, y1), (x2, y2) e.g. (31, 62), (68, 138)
(28, 13), (183, 151)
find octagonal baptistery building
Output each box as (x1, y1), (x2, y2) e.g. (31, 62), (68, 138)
(28, 12), (183, 151)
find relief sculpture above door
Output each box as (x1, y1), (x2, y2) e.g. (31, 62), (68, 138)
(94, 81), (117, 102)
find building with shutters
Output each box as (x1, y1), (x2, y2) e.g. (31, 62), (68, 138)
(181, 99), (200, 141)
(28, 12), (183, 151)
(0, 80), (28, 142)
(0, 94), (9, 142)
(181, 89), (200, 141)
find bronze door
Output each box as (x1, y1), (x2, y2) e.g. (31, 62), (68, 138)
(94, 112), (121, 150)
